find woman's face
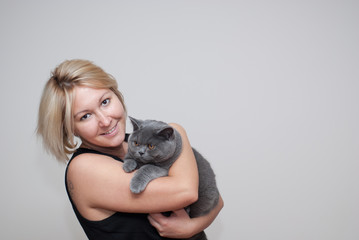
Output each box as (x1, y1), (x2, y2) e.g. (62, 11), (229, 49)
(72, 86), (126, 148)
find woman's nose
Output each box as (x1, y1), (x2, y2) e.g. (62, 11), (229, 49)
(98, 111), (111, 127)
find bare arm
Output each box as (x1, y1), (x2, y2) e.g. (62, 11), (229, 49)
(67, 123), (199, 215)
(148, 195), (224, 238)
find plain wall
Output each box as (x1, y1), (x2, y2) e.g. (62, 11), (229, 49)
(1, 0), (358, 239)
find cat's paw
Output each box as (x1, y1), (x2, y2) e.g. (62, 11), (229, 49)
(130, 180), (147, 194)
(123, 159), (137, 173)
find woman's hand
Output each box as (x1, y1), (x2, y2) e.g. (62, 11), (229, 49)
(148, 209), (195, 239)
(148, 195), (224, 238)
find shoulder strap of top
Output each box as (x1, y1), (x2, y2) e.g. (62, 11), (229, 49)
(70, 147), (124, 162)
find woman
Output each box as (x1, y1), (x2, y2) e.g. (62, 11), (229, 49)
(37, 59), (223, 239)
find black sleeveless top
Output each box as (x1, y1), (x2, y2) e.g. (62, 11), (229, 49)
(65, 136), (172, 240)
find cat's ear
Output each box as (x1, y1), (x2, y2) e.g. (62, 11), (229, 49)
(129, 116), (142, 131)
(157, 127), (174, 140)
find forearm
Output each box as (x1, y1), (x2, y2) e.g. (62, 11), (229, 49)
(167, 123), (199, 198)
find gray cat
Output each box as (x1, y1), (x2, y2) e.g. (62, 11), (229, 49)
(123, 117), (219, 240)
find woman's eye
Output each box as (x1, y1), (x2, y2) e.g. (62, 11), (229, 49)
(148, 144), (155, 150)
(80, 113), (91, 121)
(102, 98), (110, 106)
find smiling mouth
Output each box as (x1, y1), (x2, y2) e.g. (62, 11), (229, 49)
(102, 124), (117, 135)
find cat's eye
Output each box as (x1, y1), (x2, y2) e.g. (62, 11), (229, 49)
(148, 144), (155, 150)
(134, 141), (139, 146)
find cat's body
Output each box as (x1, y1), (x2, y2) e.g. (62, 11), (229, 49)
(123, 117), (219, 240)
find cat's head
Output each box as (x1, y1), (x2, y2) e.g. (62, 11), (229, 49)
(127, 117), (177, 163)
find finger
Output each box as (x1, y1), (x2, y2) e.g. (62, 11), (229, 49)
(149, 212), (164, 221)
(148, 215), (160, 229)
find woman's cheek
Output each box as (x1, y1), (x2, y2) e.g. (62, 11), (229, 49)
(76, 121), (97, 139)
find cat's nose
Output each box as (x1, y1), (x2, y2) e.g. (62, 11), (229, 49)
(139, 151), (144, 156)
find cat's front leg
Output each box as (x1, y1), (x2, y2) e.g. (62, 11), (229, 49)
(130, 164), (168, 194)
(123, 158), (138, 173)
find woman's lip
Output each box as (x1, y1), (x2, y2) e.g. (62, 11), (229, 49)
(101, 123), (118, 136)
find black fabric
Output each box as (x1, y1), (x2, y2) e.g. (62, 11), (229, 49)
(64, 134), (171, 240)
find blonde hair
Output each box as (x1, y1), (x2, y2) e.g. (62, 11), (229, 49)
(37, 59), (126, 161)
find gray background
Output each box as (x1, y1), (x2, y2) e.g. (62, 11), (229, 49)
(1, 0), (358, 239)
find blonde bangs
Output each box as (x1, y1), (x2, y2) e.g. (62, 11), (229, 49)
(63, 88), (78, 156)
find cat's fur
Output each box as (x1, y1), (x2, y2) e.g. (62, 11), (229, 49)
(123, 117), (219, 239)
